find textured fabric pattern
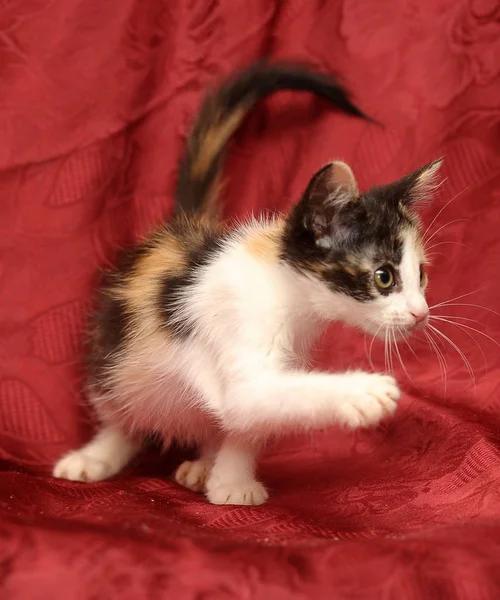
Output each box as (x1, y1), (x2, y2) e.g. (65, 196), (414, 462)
(1, 0), (500, 597)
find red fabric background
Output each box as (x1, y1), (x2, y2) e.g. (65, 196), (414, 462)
(1, 0), (500, 597)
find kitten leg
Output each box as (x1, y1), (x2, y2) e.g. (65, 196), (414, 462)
(53, 426), (140, 482)
(205, 437), (268, 506)
(225, 370), (400, 434)
(174, 441), (219, 493)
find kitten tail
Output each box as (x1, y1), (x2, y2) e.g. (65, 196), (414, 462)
(175, 61), (370, 220)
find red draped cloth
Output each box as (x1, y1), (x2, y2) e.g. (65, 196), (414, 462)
(1, 1), (500, 597)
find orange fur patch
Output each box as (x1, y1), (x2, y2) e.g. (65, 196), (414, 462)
(189, 100), (254, 218)
(244, 220), (285, 262)
(190, 102), (252, 181)
(116, 230), (187, 316)
(112, 218), (228, 333)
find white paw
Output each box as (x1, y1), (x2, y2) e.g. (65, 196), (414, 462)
(338, 373), (400, 429)
(53, 451), (116, 482)
(175, 460), (211, 493)
(206, 480), (269, 506)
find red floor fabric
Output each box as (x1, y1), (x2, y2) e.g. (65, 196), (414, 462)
(1, 1), (500, 598)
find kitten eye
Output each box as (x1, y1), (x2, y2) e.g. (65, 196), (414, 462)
(374, 267), (395, 290)
(420, 264), (426, 286)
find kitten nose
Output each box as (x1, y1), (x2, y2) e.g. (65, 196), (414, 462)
(411, 310), (428, 324)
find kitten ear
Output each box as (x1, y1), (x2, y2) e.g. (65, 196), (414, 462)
(307, 161), (359, 203)
(395, 158), (444, 208)
(329, 161), (359, 197)
(303, 161), (359, 238)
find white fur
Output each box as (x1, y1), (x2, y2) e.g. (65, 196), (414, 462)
(53, 221), (428, 505)
(53, 427), (139, 482)
(400, 229), (429, 322)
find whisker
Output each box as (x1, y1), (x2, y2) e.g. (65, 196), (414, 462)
(367, 334), (375, 371)
(422, 184), (471, 241)
(384, 328), (389, 374)
(424, 328), (448, 397)
(430, 316), (488, 373)
(363, 333), (370, 366)
(423, 331), (442, 388)
(425, 240), (471, 253)
(428, 328), (449, 371)
(430, 288), (488, 309)
(368, 323), (384, 371)
(426, 252), (447, 260)
(424, 219), (469, 247)
(387, 328), (394, 374)
(390, 330), (395, 374)
(391, 327), (396, 372)
(428, 324), (476, 391)
(431, 314), (484, 325)
(398, 327), (422, 363)
(430, 316), (500, 350)
(430, 302), (500, 319)
(389, 329), (394, 374)
(385, 327), (393, 374)
(393, 328), (413, 383)
(400, 327), (419, 361)
(431, 314), (495, 351)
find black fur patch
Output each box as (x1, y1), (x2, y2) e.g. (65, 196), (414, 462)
(323, 267), (374, 302)
(158, 229), (229, 338)
(281, 186), (411, 302)
(86, 242), (158, 392)
(86, 285), (129, 393)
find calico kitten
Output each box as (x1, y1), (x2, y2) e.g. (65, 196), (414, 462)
(53, 62), (441, 505)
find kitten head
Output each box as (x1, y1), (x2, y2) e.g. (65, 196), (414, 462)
(282, 158), (443, 338)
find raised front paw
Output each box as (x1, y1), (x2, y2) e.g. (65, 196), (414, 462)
(338, 373), (400, 429)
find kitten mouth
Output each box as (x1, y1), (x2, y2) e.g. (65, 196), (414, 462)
(413, 319), (428, 332)
(391, 319), (429, 337)
(366, 322), (423, 341)
(368, 325), (408, 341)
(383, 326), (415, 341)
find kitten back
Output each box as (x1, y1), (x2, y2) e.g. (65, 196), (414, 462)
(175, 61), (369, 220)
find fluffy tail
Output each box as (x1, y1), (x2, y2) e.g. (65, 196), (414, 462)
(175, 61), (370, 218)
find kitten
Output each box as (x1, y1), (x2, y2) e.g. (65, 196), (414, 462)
(53, 62), (441, 505)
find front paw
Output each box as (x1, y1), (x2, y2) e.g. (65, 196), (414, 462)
(338, 373), (400, 429)
(175, 460), (210, 493)
(206, 479), (269, 506)
(53, 451), (116, 482)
